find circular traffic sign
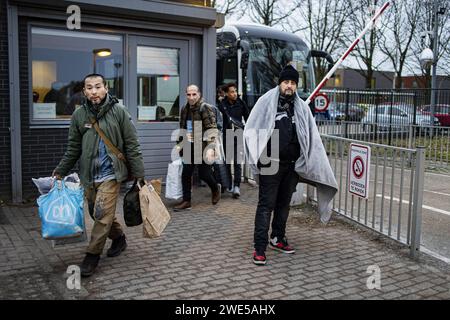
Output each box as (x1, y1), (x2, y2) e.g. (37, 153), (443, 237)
(314, 93), (329, 112)
(352, 156), (364, 179)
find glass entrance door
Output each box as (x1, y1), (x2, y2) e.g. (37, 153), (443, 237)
(128, 36), (188, 124)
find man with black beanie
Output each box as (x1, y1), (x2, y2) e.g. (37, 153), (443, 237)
(252, 64), (301, 265)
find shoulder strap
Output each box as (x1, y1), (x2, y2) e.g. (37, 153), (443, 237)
(89, 118), (127, 164)
(221, 102), (244, 130)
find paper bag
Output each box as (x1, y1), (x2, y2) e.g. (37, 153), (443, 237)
(138, 181), (171, 238)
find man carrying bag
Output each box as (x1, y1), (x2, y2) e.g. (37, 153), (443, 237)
(53, 73), (145, 277)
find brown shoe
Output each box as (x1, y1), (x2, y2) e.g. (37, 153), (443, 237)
(212, 184), (221, 205)
(174, 201), (191, 211)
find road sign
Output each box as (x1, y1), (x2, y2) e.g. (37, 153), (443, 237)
(348, 143), (371, 199)
(314, 93), (329, 112)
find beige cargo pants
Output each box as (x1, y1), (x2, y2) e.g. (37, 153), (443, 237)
(84, 180), (123, 255)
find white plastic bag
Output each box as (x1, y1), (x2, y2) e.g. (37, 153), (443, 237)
(165, 159), (183, 200)
(32, 173), (80, 195)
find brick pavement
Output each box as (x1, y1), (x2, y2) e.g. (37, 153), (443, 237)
(0, 183), (449, 300)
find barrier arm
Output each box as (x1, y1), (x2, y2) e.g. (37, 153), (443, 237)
(305, 1), (391, 105)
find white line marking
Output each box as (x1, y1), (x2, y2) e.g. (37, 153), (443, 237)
(424, 171), (450, 178)
(376, 194), (450, 216)
(420, 247), (450, 264)
(423, 190), (450, 197)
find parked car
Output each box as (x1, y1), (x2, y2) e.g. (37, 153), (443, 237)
(361, 104), (440, 131)
(321, 102), (365, 122)
(328, 103), (346, 121)
(420, 104), (450, 127)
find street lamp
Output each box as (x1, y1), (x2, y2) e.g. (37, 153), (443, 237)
(420, 1), (446, 130)
(92, 48), (112, 73)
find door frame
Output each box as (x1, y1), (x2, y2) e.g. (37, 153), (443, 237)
(127, 35), (189, 129)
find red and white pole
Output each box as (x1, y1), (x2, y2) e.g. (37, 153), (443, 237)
(305, 1), (391, 105)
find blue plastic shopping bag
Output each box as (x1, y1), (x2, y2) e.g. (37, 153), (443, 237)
(37, 180), (85, 240)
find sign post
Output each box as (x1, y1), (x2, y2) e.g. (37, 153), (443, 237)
(348, 143), (371, 199)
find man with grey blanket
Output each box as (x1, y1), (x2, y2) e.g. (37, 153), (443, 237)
(244, 65), (338, 266)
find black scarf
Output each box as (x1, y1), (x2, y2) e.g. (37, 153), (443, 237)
(278, 94), (295, 116)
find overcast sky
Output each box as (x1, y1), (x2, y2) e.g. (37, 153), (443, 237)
(215, 0), (448, 77)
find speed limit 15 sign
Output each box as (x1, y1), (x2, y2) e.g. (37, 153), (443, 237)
(314, 93), (329, 112)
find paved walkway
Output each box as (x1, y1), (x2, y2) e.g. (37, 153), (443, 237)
(0, 183), (449, 300)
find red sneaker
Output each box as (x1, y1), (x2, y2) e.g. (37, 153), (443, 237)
(269, 236), (295, 254)
(252, 250), (267, 265)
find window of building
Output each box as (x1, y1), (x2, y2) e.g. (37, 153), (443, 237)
(136, 46), (180, 122)
(334, 74), (342, 87)
(31, 27), (123, 123)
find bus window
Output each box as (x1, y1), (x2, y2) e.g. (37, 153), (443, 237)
(216, 32), (238, 87)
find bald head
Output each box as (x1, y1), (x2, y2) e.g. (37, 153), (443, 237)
(186, 84), (200, 93)
(186, 84), (201, 106)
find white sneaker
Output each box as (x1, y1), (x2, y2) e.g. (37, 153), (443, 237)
(226, 187), (234, 193)
(232, 186), (240, 198)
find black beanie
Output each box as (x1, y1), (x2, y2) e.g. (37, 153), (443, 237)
(278, 64), (299, 85)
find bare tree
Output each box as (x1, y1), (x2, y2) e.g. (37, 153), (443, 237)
(212, 0), (245, 16)
(285, 0), (351, 83)
(245, 0), (301, 26)
(341, 0), (389, 88)
(378, 0), (421, 88)
(407, 0), (450, 86)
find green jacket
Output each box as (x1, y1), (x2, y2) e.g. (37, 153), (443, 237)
(55, 95), (145, 187)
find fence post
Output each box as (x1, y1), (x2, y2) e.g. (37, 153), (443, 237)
(413, 91), (417, 126)
(388, 90), (394, 146)
(375, 90), (379, 140)
(407, 124), (414, 167)
(410, 146), (425, 259)
(344, 88), (349, 138)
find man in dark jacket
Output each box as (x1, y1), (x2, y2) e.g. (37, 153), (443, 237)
(252, 65), (300, 265)
(53, 73), (145, 277)
(174, 85), (221, 211)
(218, 83), (249, 198)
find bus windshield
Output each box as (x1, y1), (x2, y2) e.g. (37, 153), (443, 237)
(243, 36), (314, 107)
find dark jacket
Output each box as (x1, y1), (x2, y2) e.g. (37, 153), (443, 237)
(54, 94), (145, 187)
(177, 99), (218, 158)
(218, 97), (249, 130)
(179, 99), (217, 140)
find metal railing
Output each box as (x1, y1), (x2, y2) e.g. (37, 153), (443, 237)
(242, 134), (426, 258)
(317, 135), (425, 258)
(316, 120), (450, 172)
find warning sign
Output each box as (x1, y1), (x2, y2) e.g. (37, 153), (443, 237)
(348, 143), (371, 199)
(314, 93), (329, 112)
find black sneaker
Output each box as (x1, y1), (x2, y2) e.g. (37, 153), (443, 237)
(107, 234), (127, 257)
(269, 236), (295, 254)
(252, 250), (267, 265)
(80, 253), (100, 277)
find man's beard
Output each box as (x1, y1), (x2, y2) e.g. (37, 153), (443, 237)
(281, 89), (294, 97)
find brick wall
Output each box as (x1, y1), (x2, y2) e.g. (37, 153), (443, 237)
(0, 0), (11, 201)
(19, 18), (71, 200)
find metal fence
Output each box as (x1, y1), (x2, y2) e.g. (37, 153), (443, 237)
(312, 88), (450, 173)
(318, 88), (450, 126)
(316, 120), (450, 172)
(316, 89), (450, 136)
(242, 134), (426, 258)
(316, 135), (425, 258)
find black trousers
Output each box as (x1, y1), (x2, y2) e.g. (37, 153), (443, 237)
(224, 137), (242, 188)
(182, 163), (218, 202)
(254, 162), (299, 252)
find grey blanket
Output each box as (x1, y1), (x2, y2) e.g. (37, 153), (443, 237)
(243, 87), (338, 223)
